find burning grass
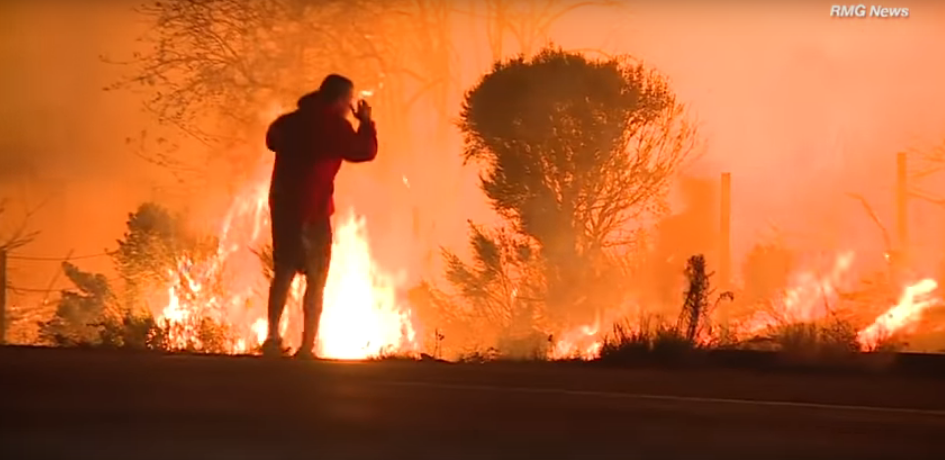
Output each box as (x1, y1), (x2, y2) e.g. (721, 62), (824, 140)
(34, 223), (943, 371)
(38, 190), (419, 359)
(589, 314), (924, 374)
(546, 250), (942, 372)
(24, 155), (944, 373)
(34, 224), (944, 372)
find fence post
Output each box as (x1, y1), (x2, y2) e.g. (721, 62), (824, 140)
(896, 152), (909, 262)
(719, 172), (732, 292)
(0, 249), (7, 345)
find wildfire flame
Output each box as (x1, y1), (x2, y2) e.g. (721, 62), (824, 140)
(859, 279), (939, 349)
(317, 214), (417, 359)
(148, 106), (942, 361)
(550, 323), (603, 360)
(155, 158), (418, 359)
(739, 251), (856, 334)
(548, 251), (943, 360)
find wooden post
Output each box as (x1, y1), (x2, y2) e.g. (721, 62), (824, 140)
(720, 172), (732, 291)
(0, 249), (7, 345)
(896, 152), (909, 261)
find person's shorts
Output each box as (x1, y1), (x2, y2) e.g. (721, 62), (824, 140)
(271, 218), (332, 277)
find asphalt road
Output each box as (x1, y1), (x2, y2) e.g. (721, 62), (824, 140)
(2, 347), (945, 460)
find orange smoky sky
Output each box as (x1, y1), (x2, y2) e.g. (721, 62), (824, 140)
(2, 0), (945, 299)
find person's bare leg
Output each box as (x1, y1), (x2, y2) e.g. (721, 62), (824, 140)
(298, 271), (327, 355)
(265, 265), (295, 345)
(297, 222), (332, 358)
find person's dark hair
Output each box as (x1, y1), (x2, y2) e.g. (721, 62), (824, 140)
(319, 74), (354, 101)
(297, 74), (354, 109)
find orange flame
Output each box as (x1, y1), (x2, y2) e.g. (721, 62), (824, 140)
(550, 322), (603, 360)
(858, 279), (939, 349)
(316, 214), (417, 359)
(740, 251), (855, 334)
(547, 252), (943, 360)
(155, 156), (418, 359)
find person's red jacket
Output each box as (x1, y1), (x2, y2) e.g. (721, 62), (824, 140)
(266, 102), (377, 229)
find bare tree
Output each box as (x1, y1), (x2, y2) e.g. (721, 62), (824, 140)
(104, 0), (421, 177)
(910, 143), (945, 207)
(396, 0), (460, 143)
(105, 0), (623, 181)
(846, 193), (893, 256)
(0, 197), (41, 253)
(466, 0), (621, 62)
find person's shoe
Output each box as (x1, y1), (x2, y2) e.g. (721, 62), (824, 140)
(293, 346), (316, 361)
(260, 338), (288, 358)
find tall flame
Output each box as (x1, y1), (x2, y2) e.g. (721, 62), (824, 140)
(317, 214), (416, 359)
(858, 279), (939, 349)
(155, 157), (418, 359)
(741, 251), (855, 334)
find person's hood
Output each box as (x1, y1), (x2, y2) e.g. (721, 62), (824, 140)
(297, 90), (324, 111)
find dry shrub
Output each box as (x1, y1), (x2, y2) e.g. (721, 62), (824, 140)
(161, 316), (234, 354)
(599, 318), (652, 361)
(861, 328), (907, 353)
(497, 332), (552, 360)
(97, 312), (169, 351)
(371, 349), (421, 361)
(599, 316), (699, 364)
(457, 347), (501, 363)
(771, 319), (859, 365)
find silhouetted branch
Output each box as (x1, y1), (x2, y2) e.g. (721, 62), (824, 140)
(845, 192), (892, 253)
(910, 190), (945, 207)
(0, 196), (44, 252)
(472, 0), (621, 61)
(102, 0), (460, 176)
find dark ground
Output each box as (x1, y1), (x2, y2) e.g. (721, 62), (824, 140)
(2, 346), (945, 460)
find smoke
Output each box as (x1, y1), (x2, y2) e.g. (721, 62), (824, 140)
(0, 2), (164, 289)
(563, 2), (945, 273)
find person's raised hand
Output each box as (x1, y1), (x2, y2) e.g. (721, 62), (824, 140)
(355, 99), (372, 123)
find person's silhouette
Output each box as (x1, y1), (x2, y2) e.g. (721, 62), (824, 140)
(261, 74), (378, 359)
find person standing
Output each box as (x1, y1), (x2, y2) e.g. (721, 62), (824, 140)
(261, 74), (377, 359)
